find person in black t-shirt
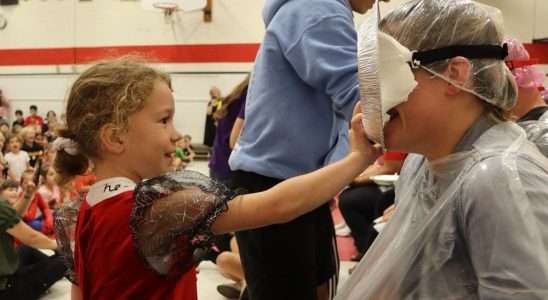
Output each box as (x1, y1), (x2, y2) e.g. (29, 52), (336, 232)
(20, 127), (43, 168)
(12, 109), (25, 128)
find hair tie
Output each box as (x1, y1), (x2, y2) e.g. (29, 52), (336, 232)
(53, 137), (79, 156)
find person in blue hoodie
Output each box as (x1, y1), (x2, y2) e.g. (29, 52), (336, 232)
(228, 0), (385, 299)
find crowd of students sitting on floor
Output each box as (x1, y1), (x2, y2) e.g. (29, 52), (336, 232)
(0, 104), (93, 299)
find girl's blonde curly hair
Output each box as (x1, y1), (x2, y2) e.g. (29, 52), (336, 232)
(54, 55), (171, 186)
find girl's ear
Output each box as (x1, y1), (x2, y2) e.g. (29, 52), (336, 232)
(99, 123), (124, 154)
(444, 56), (472, 96)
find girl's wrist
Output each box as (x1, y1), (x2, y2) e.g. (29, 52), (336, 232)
(348, 151), (374, 169)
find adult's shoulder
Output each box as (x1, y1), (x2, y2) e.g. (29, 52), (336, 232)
(281, 0), (352, 14)
(0, 199), (21, 231)
(459, 145), (548, 214)
(0, 199), (15, 214)
(271, 0), (354, 30)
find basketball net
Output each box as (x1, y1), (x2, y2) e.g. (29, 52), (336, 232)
(153, 2), (179, 23)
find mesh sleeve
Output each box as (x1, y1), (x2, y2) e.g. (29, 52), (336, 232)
(129, 169), (239, 279)
(54, 197), (82, 284)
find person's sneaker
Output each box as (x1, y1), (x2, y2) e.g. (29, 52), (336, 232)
(217, 282), (242, 299)
(334, 221), (347, 230)
(335, 224), (351, 236)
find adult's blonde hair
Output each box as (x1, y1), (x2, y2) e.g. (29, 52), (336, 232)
(54, 55), (171, 185)
(379, 0), (517, 122)
(19, 126), (35, 140)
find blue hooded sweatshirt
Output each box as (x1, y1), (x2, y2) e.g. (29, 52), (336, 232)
(229, 0), (361, 179)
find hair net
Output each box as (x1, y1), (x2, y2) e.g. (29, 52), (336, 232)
(358, 0), (516, 148)
(504, 37), (546, 90)
(378, 0), (517, 110)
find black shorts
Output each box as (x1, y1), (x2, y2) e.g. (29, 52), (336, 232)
(232, 170), (339, 300)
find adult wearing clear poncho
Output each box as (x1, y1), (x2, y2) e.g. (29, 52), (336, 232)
(337, 0), (548, 299)
(504, 37), (548, 158)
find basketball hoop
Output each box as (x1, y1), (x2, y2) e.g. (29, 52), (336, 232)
(153, 2), (179, 21)
(142, 0), (207, 23)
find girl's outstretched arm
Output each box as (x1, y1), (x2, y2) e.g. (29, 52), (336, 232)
(128, 106), (378, 278)
(212, 109), (381, 234)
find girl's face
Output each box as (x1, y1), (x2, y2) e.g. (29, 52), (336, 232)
(35, 134), (45, 146)
(45, 167), (56, 186)
(8, 138), (20, 152)
(12, 127), (21, 135)
(48, 118), (58, 127)
(383, 68), (447, 155)
(2, 187), (18, 205)
(21, 173), (33, 190)
(122, 81), (182, 181)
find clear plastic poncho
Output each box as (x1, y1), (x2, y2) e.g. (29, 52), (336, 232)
(339, 0), (548, 298)
(519, 109), (548, 158)
(336, 120), (548, 299)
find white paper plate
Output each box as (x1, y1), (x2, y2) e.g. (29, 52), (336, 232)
(370, 174), (399, 186)
(373, 222), (386, 233)
(358, 2), (383, 146)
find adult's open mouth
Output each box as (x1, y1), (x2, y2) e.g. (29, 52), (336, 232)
(387, 108), (399, 120)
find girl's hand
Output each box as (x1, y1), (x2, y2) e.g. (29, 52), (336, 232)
(24, 181), (37, 197)
(349, 103), (382, 159)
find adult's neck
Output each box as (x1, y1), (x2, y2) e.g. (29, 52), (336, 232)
(512, 88), (547, 119)
(424, 95), (485, 161)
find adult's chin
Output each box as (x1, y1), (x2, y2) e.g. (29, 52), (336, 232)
(382, 125), (399, 151)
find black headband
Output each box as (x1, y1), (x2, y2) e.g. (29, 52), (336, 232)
(411, 43), (508, 67)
